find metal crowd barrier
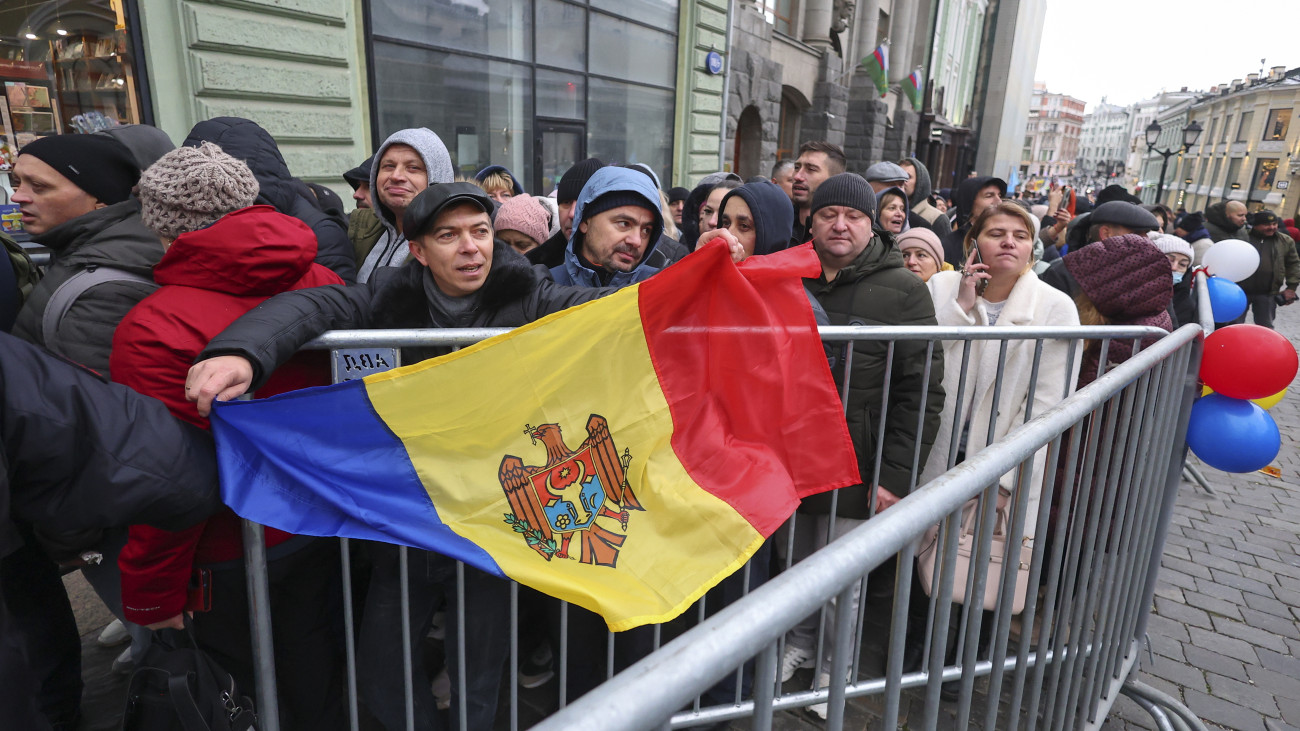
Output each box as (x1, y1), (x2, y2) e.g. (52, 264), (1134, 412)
(237, 323), (1206, 731)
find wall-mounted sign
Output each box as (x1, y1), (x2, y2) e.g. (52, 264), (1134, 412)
(705, 51), (723, 75)
(1278, 180), (1290, 190)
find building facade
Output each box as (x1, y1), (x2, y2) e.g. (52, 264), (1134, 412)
(1077, 101), (1131, 190)
(1020, 83), (1083, 181)
(1172, 66), (1300, 217)
(1121, 89), (1197, 193)
(970, 0), (1047, 186)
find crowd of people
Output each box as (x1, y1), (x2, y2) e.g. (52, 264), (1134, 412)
(0, 120), (1294, 730)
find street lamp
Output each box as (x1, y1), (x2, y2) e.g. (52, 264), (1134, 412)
(1146, 120), (1203, 204)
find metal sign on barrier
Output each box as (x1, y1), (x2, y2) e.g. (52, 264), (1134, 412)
(331, 348), (400, 382)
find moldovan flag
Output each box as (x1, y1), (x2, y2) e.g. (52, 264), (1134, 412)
(211, 243), (860, 630)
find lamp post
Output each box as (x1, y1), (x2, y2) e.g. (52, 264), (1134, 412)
(1146, 120), (1203, 205)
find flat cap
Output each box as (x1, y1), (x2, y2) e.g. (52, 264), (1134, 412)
(863, 161), (910, 183)
(403, 182), (493, 239)
(1089, 201), (1160, 231)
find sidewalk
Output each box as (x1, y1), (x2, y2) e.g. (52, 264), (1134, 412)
(71, 309), (1300, 730)
(1101, 303), (1300, 731)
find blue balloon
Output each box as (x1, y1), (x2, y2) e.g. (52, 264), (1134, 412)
(1206, 276), (1248, 322)
(1186, 394), (1280, 472)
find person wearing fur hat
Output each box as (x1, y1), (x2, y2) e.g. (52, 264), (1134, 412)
(493, 194), (552, 254)
(787, 173), (944, 716)
(112, 141), (348, 730)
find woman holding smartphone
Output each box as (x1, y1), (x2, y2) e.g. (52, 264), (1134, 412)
(918, 202), (1080, 661)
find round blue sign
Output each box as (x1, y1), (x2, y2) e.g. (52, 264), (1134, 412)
(706, 51), (723, 75)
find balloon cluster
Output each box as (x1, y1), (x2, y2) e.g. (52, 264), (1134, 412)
(1188, 325), (1296, 472)
(1186, 239), (1296, 472)
(1201, 239), (1259, 321)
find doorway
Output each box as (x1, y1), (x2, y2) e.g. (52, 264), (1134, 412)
(535, 120), (586, 195)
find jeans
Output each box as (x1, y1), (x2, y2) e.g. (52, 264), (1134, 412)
(356, 544), (511, 731)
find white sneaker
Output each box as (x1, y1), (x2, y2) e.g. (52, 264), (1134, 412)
(780, 643), (813, 683)
(111, 647), (135, 675)
(808, 671), (832, 720)
(97, 619), (129, 647)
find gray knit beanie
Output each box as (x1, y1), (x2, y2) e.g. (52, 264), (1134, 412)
(138, 141), (260, 240)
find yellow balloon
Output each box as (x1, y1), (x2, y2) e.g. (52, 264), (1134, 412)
(1201, 385), (1287, 409)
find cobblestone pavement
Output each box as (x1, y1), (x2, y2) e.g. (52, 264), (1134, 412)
(1100, 304), (1300, 731)
(72, 308), (1300, 730)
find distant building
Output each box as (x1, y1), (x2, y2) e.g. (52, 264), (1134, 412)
(1170, 66), (1300, 215)
(1021, 83), (1084, 182)
(1123, 90), (1200, 192)
(1078, 101), (1132, 190)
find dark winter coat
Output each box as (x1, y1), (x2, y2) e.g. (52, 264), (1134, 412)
(111, 205), (342, 626)
(184, 117), (358, 283)
(1241, 228), (1300, 296)
(1063, 234), (1173, 387)
(802, 233), (945, 516)
(941, 176), (1004, 264)
(1204, 201), (1248, 243)
(0, 332), (221, 561)
(199, 244), (610, 389)
(10, 200), (163, 378)
(527, 228), (569, 269)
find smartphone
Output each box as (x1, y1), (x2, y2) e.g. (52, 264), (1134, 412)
(188, 568), (213, 612)
(973, 246), (989, 296)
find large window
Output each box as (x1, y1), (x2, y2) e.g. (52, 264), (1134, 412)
(1264, 108), (1291, 141)
(1253, 158), (1278, 192)
(0, 0), (145, 172)
(369, 0), (679, 193)
(1235, 111), (1254, 142)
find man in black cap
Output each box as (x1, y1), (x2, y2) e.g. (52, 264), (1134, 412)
(1038, 200), (1161, 297)
(185, 181), (622, 730)
(527, 157), (605, 268)
(667, 186), (690, 225)
(10, 134), (157, 378)
(343, 154), (387, 266)
(789, 173), (943, 715)
(1238, 210), (1300, 328)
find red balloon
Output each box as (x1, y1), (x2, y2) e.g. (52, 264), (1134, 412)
(1200, 325), (1299, 399)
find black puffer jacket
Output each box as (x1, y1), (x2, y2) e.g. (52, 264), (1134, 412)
(941, 176), (1005, 264)
(1, 332), (221, 558)
(1204, 201), (1247, 243)
(200, 244), (611, 388)
(11, 200), (162, 378)
(184, 117), (358, 283)
(803, 234), (945, 516)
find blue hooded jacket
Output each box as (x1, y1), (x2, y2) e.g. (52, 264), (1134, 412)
(550, 167), (664, 288)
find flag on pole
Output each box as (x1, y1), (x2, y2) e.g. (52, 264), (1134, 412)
(903, 67), (924, 111)
(862, 44), (889, 98)
(210, 243), (861, 631)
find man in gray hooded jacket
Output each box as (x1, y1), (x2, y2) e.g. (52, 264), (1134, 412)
(356, 128), (455, 282)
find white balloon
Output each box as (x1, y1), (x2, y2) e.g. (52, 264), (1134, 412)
(1203, 239), (1260, 282)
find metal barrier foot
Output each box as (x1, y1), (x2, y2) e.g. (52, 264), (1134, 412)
(1119, 680), (1209, 731)
(1181, 461), (1216, 496)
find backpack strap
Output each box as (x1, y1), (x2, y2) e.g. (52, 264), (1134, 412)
(41, 265), (156, 347)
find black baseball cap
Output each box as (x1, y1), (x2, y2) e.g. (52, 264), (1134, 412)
(403, 182), (493, 239)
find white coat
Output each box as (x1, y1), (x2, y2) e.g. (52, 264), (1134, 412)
(920, 269), (1081, 539)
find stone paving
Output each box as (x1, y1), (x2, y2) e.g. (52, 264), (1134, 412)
(1099, 304), (1300, 731)
(71, 308), (1300, 730)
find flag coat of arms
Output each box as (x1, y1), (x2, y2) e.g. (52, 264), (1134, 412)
(211, 243), (860, 630)
(862, 44), (889, 98)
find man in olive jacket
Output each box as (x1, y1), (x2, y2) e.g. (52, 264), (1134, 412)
(1237, 210), (1300, 328)
(782, 173), (944, 700)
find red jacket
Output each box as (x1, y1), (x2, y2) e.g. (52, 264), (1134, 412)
(112, 205), (344, 625)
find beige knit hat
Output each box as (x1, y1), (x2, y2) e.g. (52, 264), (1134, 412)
(138, 141), (259, 240)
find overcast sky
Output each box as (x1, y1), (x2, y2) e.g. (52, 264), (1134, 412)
(1034, 0), (1300, 112)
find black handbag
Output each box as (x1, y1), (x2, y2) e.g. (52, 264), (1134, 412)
(121, 621), (257, 731)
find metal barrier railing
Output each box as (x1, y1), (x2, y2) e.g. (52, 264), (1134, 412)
(236, 323), (1203, 731)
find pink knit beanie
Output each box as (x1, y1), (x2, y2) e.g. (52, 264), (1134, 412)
(493, 194), (551, 247)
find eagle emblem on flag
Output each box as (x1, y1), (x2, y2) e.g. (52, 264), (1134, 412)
(498, 415), (643, 567)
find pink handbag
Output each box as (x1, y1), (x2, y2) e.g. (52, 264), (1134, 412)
(917, 488), (1033, 614)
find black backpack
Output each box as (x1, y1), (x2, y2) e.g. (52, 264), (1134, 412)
(121, 624), (257, 731)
